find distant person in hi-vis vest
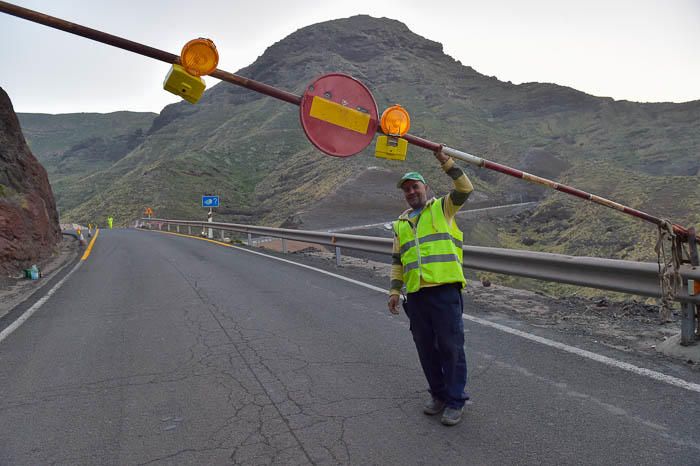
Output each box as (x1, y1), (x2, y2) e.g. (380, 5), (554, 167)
(388, 147), (474, 426)
(107, 216), (114, 229)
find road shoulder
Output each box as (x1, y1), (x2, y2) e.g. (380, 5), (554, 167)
(0, 234), (82, 323)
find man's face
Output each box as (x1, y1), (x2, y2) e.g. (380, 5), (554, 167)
(401, 180), (428, 209)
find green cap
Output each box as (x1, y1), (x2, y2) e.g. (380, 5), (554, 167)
(397, 171), (426, 189)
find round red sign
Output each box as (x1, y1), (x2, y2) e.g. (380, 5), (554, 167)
(299, 73), (379, 157)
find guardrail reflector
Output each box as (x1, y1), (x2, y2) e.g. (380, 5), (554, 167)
(309, 96), (371, 134)
(690, 279), (699, 296)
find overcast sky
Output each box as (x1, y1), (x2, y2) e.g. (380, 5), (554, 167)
(1, 0), (698, 114)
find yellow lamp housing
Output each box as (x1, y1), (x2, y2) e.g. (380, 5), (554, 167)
(163, 64), (206, 104)
(375, 135), (408, 161)
(180, 38), (219, 76)
(380, 104), (411, 136)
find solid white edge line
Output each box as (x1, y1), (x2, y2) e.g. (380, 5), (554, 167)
(461, 314), (700, 394)
(0, 261), (83, 344)
(150, 229), (700, 394)
(227, 243), (388, 294)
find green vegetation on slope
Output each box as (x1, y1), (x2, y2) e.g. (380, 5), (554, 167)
(16, 16), (699, 299)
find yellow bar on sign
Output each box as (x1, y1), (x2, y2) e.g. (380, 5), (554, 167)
(309, 96), (371, 134)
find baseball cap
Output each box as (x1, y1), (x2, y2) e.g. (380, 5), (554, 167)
(397, 171), (426, 189)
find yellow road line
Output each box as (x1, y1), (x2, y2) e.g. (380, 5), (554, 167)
(81, 228), (100, 261)
(144, 229), (236, 248)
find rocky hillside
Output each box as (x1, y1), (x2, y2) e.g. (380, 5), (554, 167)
(17, 112), (156, 219)
(0, 88), (60, 276)
(16, 16), (700, 266)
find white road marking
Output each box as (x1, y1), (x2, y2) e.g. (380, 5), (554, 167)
(146, 229), (700, 394)
(221, 239), (700, 394)
(0, 262), (83, 344)
(8, 228), (697, 395)
(227, 243), (387, 294)
(463, 314), (700, 393)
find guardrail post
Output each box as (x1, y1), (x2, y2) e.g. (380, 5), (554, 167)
(220, 229), (225, 240)
(681, 295), (695, 345)
(682, 227), (699, 345)
(335, 246), (342, 267)
(176, 225), (180, 233)
(207, 209), (214, 239)
(247, 233), (252, 246)
(282, 238), (287, 254)
(167, 223), (170, 232)
(188, 225), (192, 235)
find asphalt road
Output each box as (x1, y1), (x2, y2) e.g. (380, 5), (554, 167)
(1, 229), (699, 465)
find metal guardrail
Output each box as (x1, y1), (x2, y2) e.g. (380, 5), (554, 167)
(143, 217), (700, 306)
(325, 202), (538, 233)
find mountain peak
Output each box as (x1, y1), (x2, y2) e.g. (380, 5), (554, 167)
(270, 15), (443, 62)
(202, 14), (453, 107)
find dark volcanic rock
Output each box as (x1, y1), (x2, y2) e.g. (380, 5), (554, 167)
(0, 87), (60, 276)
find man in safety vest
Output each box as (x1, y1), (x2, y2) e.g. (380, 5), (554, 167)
(388, 147), (474, 426)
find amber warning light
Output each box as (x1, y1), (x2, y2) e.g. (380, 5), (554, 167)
(180, 38), (219, 76)
(376, 105), (411, 161)
(164, 38), (219, 104)
(380, 104), (410, 136)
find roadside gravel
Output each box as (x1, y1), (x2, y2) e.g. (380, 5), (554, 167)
(0, 234), (82, 320)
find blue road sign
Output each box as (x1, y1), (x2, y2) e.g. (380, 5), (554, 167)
(202, 195), (220, 208)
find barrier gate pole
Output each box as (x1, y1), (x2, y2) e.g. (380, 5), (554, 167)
(0, 0), (691, 242)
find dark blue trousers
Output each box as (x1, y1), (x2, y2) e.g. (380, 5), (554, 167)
(404, 284), (468, 409)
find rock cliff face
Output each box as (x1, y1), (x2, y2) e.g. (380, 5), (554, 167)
(0, 87), (60, 276)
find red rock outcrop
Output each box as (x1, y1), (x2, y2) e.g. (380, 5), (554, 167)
(0, 87), (61, 276)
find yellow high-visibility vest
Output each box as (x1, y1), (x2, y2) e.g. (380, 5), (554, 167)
(394, 198), (465, 293)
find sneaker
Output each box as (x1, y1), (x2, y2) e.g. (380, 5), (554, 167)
(440, 406), (464, 426)
(423, 398), (446, 415)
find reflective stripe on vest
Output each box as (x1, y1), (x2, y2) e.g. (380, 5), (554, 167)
(394, 198), (466, 293)
(399, 232), (463, 256)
